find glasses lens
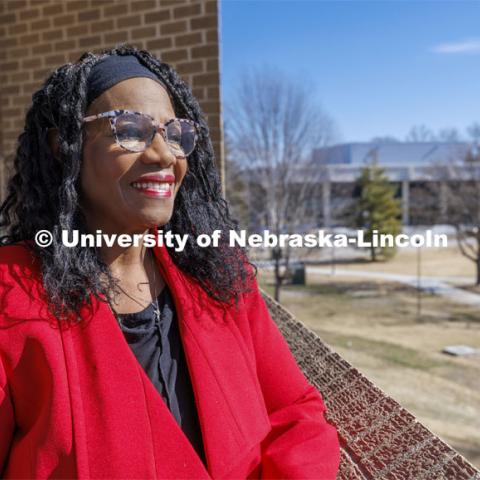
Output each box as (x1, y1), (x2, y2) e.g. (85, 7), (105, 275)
(115, 113), (154, 152)
(166, 119), (196, 156)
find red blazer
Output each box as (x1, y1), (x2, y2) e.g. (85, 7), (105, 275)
(0, 229), (340, 479)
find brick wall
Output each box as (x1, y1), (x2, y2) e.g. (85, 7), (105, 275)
(0, 0), (224, 198)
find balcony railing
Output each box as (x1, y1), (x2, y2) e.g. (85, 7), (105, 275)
(263, 291), (480, 480)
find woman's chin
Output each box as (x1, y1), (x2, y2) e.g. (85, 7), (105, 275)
(121, 201), (173, 228)
(135, 212), (173, 230)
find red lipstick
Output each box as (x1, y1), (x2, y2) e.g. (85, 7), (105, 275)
(130, 174), (175, 199)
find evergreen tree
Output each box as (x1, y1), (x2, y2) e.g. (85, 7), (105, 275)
(355, 161), (402, 261)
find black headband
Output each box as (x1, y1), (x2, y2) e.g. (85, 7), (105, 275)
(86, 55), (169, 106)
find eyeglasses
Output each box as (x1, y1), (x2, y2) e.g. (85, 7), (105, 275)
(82, 109), (199, 156)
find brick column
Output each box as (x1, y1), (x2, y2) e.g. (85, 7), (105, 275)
(322, 180), (331, 228)
(401, 179), (409, 226)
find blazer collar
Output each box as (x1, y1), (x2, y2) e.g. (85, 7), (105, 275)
(149, 225), (271, 478)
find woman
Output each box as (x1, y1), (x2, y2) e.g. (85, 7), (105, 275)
(0, 45), (340, 479)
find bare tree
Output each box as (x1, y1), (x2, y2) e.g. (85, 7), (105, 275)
(406, 125), (436, 142)
(437, 127), (462, 142)
(226, 67), (338, 301)
(405, 125), (464, 143)
(224, 128), (250, 229)
(370, 136), (401, 144)
(467, 122), (480, 145)
(427, 126), (480, 283)
(450, 125), (480, 284)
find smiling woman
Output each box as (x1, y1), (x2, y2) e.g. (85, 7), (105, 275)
(0, 45), (339, 479)
(81, 77), (188, 246)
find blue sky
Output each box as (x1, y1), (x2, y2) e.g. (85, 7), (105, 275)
(220, 0), (480, 143)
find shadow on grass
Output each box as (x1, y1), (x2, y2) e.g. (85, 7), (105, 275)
(315, 329), (449, 371)
(261, 279), (419, 296)
(303, 257), (389, 266)
(258, 278), (480, 325)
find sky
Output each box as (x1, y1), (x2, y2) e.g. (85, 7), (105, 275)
(220, 0), (480, 144)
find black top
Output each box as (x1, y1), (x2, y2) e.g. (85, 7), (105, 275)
(115, 287), (206, 465)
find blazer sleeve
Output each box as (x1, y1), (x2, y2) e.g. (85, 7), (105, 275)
(0, 359), (14, 474)
(242, 277), (340, 479)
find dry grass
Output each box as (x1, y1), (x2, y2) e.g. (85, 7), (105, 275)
(258, 270), (480, 467)
(251, 244), (477, 282)
(325, 246), (475, 280)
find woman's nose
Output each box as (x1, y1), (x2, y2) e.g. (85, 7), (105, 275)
(140, 130), (177, 167)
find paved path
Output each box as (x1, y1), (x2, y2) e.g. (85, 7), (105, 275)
(308, 267), (480, 306)
(256, 261), (480, 306)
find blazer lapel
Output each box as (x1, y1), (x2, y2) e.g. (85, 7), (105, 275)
(151, 226), (271, 478)
(68, 282), (211, 479)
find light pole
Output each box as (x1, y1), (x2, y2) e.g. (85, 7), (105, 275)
(416, 242), (422, 320)
(331, 236), (336, 276)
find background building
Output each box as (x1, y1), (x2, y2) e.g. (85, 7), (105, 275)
(312, 142), (469, 227)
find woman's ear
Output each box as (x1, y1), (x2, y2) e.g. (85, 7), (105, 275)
(47, 128), (60, 159)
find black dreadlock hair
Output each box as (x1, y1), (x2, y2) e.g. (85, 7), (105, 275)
(0, 44), (256, 322)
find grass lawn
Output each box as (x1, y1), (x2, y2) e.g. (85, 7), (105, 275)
(258, 268), (480, 467)
(319, 245), (476, 281)
(251, 244), (477, 283)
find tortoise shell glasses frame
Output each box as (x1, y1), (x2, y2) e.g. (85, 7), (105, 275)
(83, 109), (199, 156)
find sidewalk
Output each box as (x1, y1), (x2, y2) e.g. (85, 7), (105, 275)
(311, 267), (480, 306)
(256, 261), (480, 306)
